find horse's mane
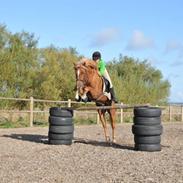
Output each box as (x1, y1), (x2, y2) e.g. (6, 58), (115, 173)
(76, 58), (97, 70)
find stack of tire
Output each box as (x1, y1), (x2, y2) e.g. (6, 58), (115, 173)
(132, 107), (163, 152)
(48, 107), (74, 145)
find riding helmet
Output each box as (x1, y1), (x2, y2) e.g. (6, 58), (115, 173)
(92, 51), (101, 61)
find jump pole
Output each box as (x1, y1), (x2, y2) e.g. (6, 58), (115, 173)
(75, 104), (150, 111)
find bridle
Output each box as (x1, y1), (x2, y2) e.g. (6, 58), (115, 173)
(75, 65), (89, 93)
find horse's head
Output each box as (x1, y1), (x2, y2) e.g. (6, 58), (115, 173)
(74, 58), (98, 101)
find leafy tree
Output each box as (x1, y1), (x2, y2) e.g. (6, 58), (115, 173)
(0, 25), (39, 109)
(107, 56), (170, 105)
(0, 26), (38, 100)
(0, 24), (171, 107)
(34, 46), (79, 100)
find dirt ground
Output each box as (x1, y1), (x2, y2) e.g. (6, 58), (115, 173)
(0, 122), (183, 183)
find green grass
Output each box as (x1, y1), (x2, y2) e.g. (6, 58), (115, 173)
(0, 116), (130, 128)
(74, 117), (97, 125)
(0, 117), (96, 128)
(0, 120), (29, 128)
(33, 121), (48, 127)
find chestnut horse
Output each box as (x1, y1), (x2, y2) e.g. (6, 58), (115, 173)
(74, 58), (116, 143)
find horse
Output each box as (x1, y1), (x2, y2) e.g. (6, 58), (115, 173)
(74, 58), (116, 143)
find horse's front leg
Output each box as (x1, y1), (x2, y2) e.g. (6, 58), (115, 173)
(98, 110), (110, 142)
(109, 108), (116, 143)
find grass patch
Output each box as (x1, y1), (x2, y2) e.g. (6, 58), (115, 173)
(0, 120), (29, 128)
(0, 115), (130, 128)
(33, 121), (48, 127)
(74, 117), (96, 125)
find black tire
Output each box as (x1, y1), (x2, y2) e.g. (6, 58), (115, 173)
(134, 107), (161, 117)
(135, 144), (161, 151)
(49, 139), (72, 145)
(48, 132), (73, 140)
(134, 135), (161, 144)
(49, 125), (74, 134)
(49, 116), (73, 126)
(132, 125), (163, 136)
(49, 107), (73, 117)
(133, 117), (161, 126)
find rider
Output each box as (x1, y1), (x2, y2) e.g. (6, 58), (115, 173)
(92, 51), (118, 103)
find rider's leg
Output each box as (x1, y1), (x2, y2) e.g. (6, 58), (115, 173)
(103, 69), (118, 103)
(109, 87), (118, 103)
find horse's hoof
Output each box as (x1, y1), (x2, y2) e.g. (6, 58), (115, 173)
(106, 136), (110, 143)
(112, 139), (116, 143)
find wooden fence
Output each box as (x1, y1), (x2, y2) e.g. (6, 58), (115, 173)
(0, 96), (183, 127)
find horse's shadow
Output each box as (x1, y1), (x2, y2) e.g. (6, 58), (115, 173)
(74, 137), (134, 151)
(3, 134), (134, 150)
(3, 134), (48, 144)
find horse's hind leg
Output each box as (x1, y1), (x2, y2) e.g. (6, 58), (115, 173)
(98, 110), (110, 142)
(109, 108), (116, 143)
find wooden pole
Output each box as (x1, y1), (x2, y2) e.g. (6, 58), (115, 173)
(181, 105), (183, 122)
(120, 103), (123, 123)
(0, 96), (30, 101)
(68, 99), (71, 107)
(30, 97), (34, 127)
(75, 104), (150, 111)
(169, 105), (172, 122)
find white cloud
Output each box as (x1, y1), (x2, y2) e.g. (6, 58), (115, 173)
(89, 28), (120, 47)
(126, 30), (154, 50)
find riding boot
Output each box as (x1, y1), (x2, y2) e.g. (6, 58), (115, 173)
(110, 87), (118, 103)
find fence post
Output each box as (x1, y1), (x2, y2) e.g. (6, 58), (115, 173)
(68, 99), (71, 107)
(120, 102), (123, 123)
(169, 105), (172, 122)
(181, 105), (183, 122)
(30, 97), (34, 127)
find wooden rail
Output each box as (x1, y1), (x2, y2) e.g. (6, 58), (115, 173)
(75, 104), (150, 111)
(0, 96), (183, 126)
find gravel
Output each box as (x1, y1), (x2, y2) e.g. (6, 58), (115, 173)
(0, 123), (183, 183)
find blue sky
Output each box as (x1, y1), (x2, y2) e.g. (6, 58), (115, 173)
(0, 0), (183, 102)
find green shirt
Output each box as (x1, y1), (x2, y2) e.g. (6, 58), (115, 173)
(97, 59), (106, 76)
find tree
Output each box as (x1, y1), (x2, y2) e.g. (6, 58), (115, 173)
(34, 46), (79, 100)
(0, 25), (39, 108)
(0, 24), (171, 107)
(107, 56), (170, 105)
